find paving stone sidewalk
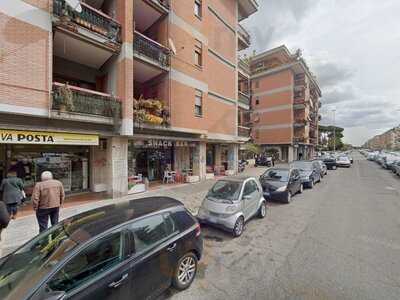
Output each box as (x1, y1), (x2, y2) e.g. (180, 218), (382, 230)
(0, 166), (267, 257)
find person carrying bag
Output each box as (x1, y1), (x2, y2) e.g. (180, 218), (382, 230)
(0, 171), (25, 220)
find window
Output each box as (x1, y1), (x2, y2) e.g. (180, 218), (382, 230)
(194, 0), (202, 18)
(128, 214), (177, 254)
(243, 181), (257, 197)
(195, 89), (203, 116)
(48, 232), (124, 293)
(194, 39), (202, 67)
(254, 81), (259, 88)
(255, 97), (260, 105)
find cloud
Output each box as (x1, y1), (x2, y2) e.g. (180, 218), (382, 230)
(322, 86), (356, 105)
(313, 62), (354, 88)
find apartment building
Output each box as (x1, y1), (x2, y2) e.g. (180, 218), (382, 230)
(363, 126), (400, 150)
(0, 0), (258, 197)
(249, 45), (322, 162)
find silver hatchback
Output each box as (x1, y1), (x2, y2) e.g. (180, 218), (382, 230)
(197, 177), (267, 237)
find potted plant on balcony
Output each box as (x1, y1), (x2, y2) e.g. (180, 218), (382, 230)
(58, 83), (74, 112)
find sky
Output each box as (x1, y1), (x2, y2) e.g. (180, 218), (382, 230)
(242, 0), (400, 146)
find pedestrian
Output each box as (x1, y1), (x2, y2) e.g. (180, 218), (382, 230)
(0, 171), (25, 220)
(32, 171), (65, 233)
(0, 200), (10, 241)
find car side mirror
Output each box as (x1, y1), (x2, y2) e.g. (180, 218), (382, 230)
(45, 291), (66, 300)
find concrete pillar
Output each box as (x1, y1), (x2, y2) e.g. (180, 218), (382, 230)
(193, 142), (206, 180)
(107, 137), (128, 198)
(228, 144), (238, 173)
(288, 146), (294, 163)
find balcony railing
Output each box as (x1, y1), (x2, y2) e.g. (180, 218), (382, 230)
(239, 91), (250, 106)
(294, 78), (306, 87)
(133, 31), (170, 68)
(309, 137), (318, 145)
(53, 0), (121, 44)
(238, 24), (251, 45)
(238, 58), (251, 75)
(238, 126), (251, 137)
(152, 0), (170, 10)
(52, 82), (121, 119)
(293, 137), (307, 144)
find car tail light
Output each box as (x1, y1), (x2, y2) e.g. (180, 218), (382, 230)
(195, 223), (201, 237)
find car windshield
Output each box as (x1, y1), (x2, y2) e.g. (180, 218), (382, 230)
(207, 180), (242, 202)
(263, 169), (289, 182)
(291, 161), (313, 171)
(0, 221), (83, 299)
(339, 156), (348, 160)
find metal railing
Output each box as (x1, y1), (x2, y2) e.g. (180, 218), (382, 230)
(238, 58), (251, 75)
(52, 83), (121, 119)
(152, 0), (170, 10)
(133, 31), (170, 68)
(239, 91), (250, 106)
(53, 0), (121, 43)
(238, 126), (251, 137)
(238, 24), (251, 45)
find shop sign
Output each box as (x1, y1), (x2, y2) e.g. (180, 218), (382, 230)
(0, 129), (99, 146)
(134, 139), (197, 148)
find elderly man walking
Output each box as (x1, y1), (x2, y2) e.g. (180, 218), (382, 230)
(32, 171), (65, 232)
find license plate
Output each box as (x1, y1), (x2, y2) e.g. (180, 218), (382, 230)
(264, 192), (270, 197)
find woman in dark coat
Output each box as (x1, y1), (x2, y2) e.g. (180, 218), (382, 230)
(0, 171), (24, 219)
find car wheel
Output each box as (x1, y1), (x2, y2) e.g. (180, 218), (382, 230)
(233, 216), (245, 237)
(309, 180), (314, 189)
(285, 192), (292, 204)
(258, 201), (267, 218)
(172, 252), (198, 291)
(298, 184), (304, 194)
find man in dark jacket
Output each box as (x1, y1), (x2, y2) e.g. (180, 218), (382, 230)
(0, 171), (24, 219)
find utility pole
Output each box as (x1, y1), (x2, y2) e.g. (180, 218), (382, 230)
(333, 109), (336, 152)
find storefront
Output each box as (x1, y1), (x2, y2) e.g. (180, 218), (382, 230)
(128, 139), (198, 182)
(206, 143), (237, 175)
(0, 129), (98, 195)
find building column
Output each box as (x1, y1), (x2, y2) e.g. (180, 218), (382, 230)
(193, 142), (206, 180)
(107, 137), (128, 198)
(215, 145), (222, 167)
(228, 144), (238, 173)
(288, 145), (294, 162)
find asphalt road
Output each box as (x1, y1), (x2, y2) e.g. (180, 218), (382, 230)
(166, 152), (400, 300)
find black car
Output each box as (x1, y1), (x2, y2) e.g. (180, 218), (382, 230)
(0, 197), (203, 300)
(322, 156), (337, 170)
(290, 160), (321, 189)
(313, 160), (328, 177)
(260, 168), (303, 203)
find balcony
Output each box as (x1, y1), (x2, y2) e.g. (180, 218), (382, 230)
(238, 0), (259, 21)
(51, 82), (121, 124)
(238, 24), (251, 51)
(238, 126), (251, 138)
(53, 0), (121, 51)
(239, 91), (251, 107)
(309, 137), (318, 145)
(133, 31), (170, 75)
(293, 137), (307, 144)
(134, 0), (169, 32)
(238, 57), (251, 77)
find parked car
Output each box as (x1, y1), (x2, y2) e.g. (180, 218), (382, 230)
(0, 197), (203, 300)
(322, 156), (337, 170)
(197, 177), (267, 237)
(254, 155), (273, 167)
(393, 161), (400, 176)
(314, 160), (328, 177)
(259, 167), (303, 203)
(290, 160), (321, 189)
(336, 156), (351, 168)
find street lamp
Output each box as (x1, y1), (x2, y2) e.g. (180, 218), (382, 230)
(332, 109), (336, 152)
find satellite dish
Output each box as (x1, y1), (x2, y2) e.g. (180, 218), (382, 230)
(65, 0), (82, 13)
(168, 38), (177, 55)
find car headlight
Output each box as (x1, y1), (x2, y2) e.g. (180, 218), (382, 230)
(225, 205), (238, 213)
(276, 186), (287, 192)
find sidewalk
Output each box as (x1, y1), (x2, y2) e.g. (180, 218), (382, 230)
(0, 166), (267, 257)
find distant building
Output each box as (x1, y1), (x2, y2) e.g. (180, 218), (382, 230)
(363, 126), (400, 150)
(248, 45), (322, 162)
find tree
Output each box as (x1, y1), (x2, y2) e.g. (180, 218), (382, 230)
(319, 125), (345, 151)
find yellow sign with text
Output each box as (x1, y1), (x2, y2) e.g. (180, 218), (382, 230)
(0, 130), (99, 146)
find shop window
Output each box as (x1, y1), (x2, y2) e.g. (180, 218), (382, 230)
(195, 89), (203, 116)
(194, 39), (202, 67)
(194, 0), (202, 19)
